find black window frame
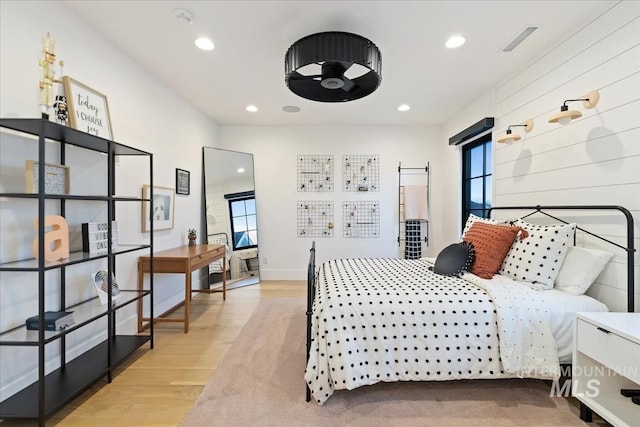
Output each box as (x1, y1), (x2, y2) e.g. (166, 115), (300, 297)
(225, 191), (258, 251)
(461, 133), (492, 230)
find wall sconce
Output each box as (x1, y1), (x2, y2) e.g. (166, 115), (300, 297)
(548, 90), (600, 125)
(496, 118), (534, 144)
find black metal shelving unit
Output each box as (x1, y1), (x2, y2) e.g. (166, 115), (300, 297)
(0, 118), (154, 426)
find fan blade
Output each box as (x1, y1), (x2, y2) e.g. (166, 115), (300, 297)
(337, 61), (354, 74)
(341, 76), (356, 92)
(288, 71), (322, 80)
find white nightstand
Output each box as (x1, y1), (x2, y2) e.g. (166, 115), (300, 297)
(573, 312), (640, 427)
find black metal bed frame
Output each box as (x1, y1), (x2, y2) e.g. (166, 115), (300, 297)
(304, 205), (636, 402)
(488, 205), (635, 313)
(305, 241), (316, 402)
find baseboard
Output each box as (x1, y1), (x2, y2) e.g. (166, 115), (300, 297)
(259, 269), (306, 281)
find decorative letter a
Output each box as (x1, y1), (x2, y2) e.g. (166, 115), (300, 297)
(33, 215), (70, 261)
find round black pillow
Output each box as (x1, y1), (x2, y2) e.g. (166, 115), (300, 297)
(431, 241), (475, 277)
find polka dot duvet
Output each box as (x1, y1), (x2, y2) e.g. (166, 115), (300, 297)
(304, 258), (560, 405)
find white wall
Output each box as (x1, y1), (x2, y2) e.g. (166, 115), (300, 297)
(217, 125), (443, 279)
(442, 1), (640, 312)
(0, 1), (218, 399)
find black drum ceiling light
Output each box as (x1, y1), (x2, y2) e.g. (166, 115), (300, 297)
(284, 31), (382, 102)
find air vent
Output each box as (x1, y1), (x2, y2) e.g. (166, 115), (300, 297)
(502, 26), (538, 52)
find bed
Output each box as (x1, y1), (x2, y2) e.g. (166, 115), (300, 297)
(304, 205), (636, 405)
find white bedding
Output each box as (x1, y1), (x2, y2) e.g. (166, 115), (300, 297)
(462, 274), (607, 367)
(426, 257), (609, 362)
(538, 288), (608, 362)
(463, 273), (560, 378)
(304, 257), (607, 405)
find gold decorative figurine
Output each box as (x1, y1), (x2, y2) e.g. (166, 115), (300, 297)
(38, 32), (64, 120)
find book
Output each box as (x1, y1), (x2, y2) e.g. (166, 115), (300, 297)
(25, 311), (75, 331)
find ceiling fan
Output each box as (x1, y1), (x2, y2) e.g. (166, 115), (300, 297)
(284, 31), (382, 102)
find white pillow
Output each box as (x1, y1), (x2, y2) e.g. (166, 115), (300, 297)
(499, 219), (576, 290)
(554, 246), (613, 295)
(460, 213), (507, 239)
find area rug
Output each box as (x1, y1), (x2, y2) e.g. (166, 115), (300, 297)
(180, 297), (587, 426)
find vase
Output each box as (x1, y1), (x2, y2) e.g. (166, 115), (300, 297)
(188, 235), (197, 246)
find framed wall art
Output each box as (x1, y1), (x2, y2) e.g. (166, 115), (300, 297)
(62, 76), (114, 140)
(176, 168), (190, 195)
(25, 160), (70, 194)
(141, 185), (175, 232)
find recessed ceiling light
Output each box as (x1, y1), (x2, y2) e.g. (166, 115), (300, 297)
(398, 104), (410, 112)
(246, 105), (258, 112)
(195, 37), (214, 51)
(237, 168), (245, 173)
(445, 35), (466, 49)
(282, 105), (301, 113)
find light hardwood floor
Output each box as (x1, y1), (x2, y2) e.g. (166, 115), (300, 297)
(3, 280), (602, 427)
(2, 280), (306, 427)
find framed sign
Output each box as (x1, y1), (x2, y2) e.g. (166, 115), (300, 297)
(176, 168), (190, 195)
(62, 76), (113, 140)
(81, 221), (118, 255)
(141, 185), (175, 232)
(25, 160), (70, 194)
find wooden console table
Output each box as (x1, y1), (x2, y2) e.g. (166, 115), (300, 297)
(137, 244), (226, 333)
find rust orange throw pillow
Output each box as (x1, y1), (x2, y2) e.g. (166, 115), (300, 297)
(462, 222), (527, 279)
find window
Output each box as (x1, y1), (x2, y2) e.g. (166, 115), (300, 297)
(226, 192), (258, 250)
(461, 133), (492, 229)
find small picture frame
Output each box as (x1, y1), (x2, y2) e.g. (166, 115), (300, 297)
(62, 76), (114, 140)
(25, 160), (70, 194)
(176, 168), (190, 195)
(141, 185), (175, 232)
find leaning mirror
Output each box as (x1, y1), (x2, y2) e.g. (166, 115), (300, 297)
(203, 147), (259, 289)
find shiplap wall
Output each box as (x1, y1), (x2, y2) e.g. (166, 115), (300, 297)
(493, 1), (640, 311)
(205, 183), (229, 242)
